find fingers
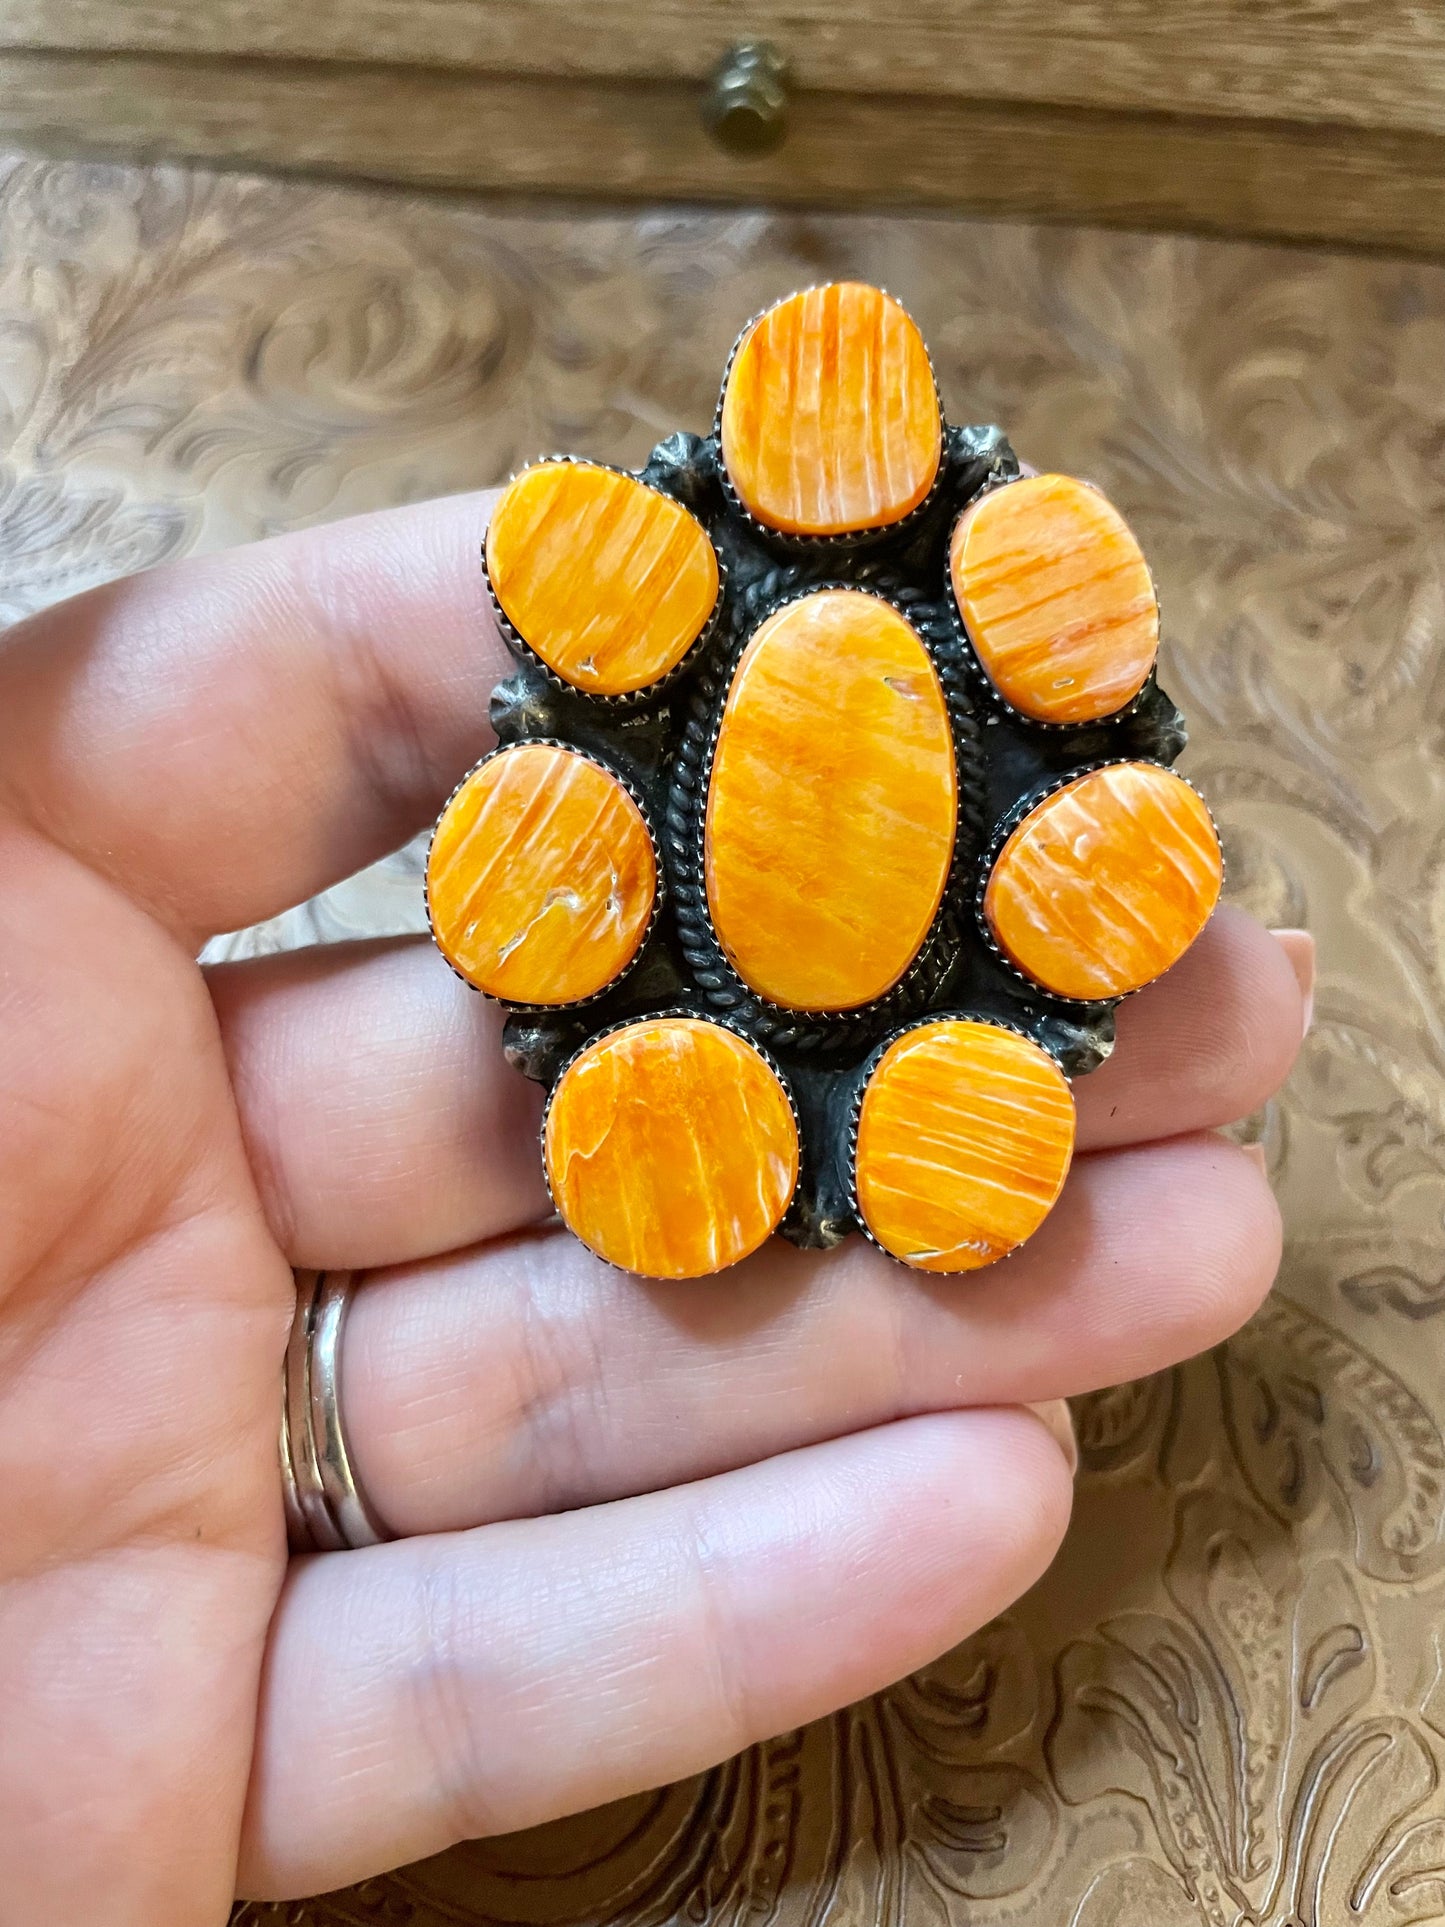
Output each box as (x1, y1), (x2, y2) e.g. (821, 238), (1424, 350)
(207, 940), (547, 1270)
(340, 1132), (1277, 1537)
(1025, 1398), (1079, 1473)
(1074, 902), (1307, 1149)
(0, 493), (504, 940)
(239, 1407), (1072, 1898)
(209, 907), (1301, 1270)
(1271, 927), (1316, 1027)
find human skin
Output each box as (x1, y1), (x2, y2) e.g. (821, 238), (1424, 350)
(0, 491), (1305, 1922)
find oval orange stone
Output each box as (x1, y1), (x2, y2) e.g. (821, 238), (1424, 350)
(720, 283), (942, 536)
(984, 762), (1223, 1001)
(950, 474), (1159, 724)
(544, 1017), (799, 1278)
(427, 744), (655, 1004)
(485, 461), (719, 695)
(705, 589), (956, 1010)
(856, 1019), (1075, 1271)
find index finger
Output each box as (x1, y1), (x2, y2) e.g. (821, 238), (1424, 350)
(0, 492), (504, 939)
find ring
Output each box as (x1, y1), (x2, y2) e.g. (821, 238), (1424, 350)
(426, 280), (1224, 1283)
(280, 1269), (391, 1552)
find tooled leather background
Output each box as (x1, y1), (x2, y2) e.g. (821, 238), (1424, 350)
(4, 151), (1445, 1926)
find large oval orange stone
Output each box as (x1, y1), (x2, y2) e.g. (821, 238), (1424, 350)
(544, 1017), (799, 1278)
(720, 283), (942, 536)
(950, 474), (1159, 724)
(984, 762), (1223, 1000)
(485, 461), (719, 695)
(427, 744), (655, 1004)
(856, 1019), (1075, 1271)
(705, 589), (956, 1010)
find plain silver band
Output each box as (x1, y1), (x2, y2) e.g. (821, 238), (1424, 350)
(281, 1269), (391, 1552)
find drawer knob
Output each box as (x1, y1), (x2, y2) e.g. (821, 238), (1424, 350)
(703, 41), (791, 154)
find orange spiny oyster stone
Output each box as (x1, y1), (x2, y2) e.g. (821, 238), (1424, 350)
(984, 762), (1223, 1001)
(719, 283), (942, 536)
(950, 474), (1159, 724)
(485, 461), (719, 695)
(856, 1020), (1075, 1271)
(427, 743), (655, 1005)
(705, 589), (956, 1010)
(544, 1017), (799, 1278)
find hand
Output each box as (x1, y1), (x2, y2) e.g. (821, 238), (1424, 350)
(0, 493), (1305, 1920)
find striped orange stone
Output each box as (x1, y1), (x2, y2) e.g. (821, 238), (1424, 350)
(544, 1017), (799, 1278)
(427, 744), (655, 1005)
(485, 461), (719, 695)
(719, 283), (942, 536)
(856, 1019), (1075, 1272)
(984, 762), (1223, 1001)
(950, 474), (1159, 724)
(705, 589), (956, 1010)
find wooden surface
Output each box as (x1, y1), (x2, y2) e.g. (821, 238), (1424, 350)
(11, 0), (1445, 134)
(9, 0), (1445, 251)
(12, 52), (1445, 257)
(5, 150), (1445, 1925)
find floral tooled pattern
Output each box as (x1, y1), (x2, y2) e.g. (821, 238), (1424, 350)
(1051, 1490), (1445, 1926)
(4, 151), (1445, 1927)
(1218, 1297), (1445, 1585)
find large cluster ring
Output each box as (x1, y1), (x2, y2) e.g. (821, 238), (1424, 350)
(426, 280), (1221, 1283)
(280, 1269), (391, 1552)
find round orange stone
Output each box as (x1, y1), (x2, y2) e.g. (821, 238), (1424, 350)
(719, 283), (942, 537)
(544, 1018), (799, 1278)
(856, 1019), (1076, 1271)
(984, 762), (1223, 1001)
(950, 474), (1159, 724)
(485, 461), (719, 695)
(705, 589), (956, 1011)
(427, 744), (655, 1004)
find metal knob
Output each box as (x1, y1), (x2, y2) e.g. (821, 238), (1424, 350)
(703, 42), (791, 155)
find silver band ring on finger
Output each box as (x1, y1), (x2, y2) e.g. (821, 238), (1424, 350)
(280, 1270), (392, 1553)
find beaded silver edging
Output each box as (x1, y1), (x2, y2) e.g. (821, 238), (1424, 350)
(481, 454), (727, 708)
(538, 1009), (803, 1277)
(973, 758), (1227, 1006)
(844, 1012), (1076, 1269)
(712, 285), (950, 555)
(424, 737), (665, 1016)
(667, 577), (975, 1043)
(942, 470), (1163, 734)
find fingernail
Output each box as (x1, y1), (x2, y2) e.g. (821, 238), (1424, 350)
(1269, 927), (1315, 1040)
(1025, 1398), (1078, 1477)
(1241, 1142), (1269, 1176)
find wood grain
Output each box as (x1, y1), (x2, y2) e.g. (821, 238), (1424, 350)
(9, 0), (1445, 138)
(10, 49), (1445, 254)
